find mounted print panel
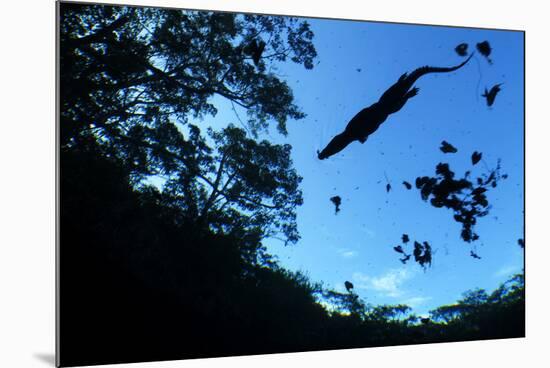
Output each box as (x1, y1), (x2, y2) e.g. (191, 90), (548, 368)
(57, 1), (524, 366)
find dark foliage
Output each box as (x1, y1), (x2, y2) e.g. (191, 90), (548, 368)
(430, 274), (524, 341)
(518, 238), (524, 248)
(244, 39), (266, 66)
(403, 181), (412, 190)
(402, 234), (410, 243)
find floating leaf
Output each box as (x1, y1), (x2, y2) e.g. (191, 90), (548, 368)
(455, 43), (468, 56)
(330, 195), (341, 214)
(476, 41), (493, 64)
(470, 250), (481, 259)
(471, 151), (482, 165)
(482, 83), (502, 107)
(440, 140), (458, 153)
(400, 254), (411, 264)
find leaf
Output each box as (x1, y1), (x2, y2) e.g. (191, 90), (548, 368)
(403, 181), (412, 190)
(455, 43), (468, 57)
(386, 183), (392, 193)
(393, 245), (404, 254)
(476, 41), (493, 64)
(330, 195), (342, 214)
(402, 234), (410, 243)
(399, 254), (411, 264)
(482, 83), (502, 107)
(471, 151), (482, 165)
(440, 140), (458, 154)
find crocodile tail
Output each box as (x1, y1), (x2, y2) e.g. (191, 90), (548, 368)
(408, 53), (474, 84)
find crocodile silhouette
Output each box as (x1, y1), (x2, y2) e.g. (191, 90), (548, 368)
(317, 54), (473, 160)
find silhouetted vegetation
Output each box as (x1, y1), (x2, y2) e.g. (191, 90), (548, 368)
(59, 3), (524, 366)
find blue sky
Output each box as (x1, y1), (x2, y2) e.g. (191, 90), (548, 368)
(192, 16), (524, 316)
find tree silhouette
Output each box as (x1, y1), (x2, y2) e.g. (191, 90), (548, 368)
(60, 2), (317, 158)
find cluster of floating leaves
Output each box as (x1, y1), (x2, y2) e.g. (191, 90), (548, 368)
(415, 159), (506, 242)
(392, 234), (432, 269)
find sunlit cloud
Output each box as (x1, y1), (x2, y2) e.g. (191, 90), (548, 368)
(352, 268), (415, 298)
(493, 264), (522, 278)
(337, 248), (358, 259)
(400, 296), (431, 308)
(361, 226), (376, 239)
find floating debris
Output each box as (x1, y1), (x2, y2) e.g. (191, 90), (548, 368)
(476, 41), (493, 64)
(455, 43), (469, 56)
(399, 254), (411, 264)
(471, 151), (482, 165)
(415, 161), (503, 242)
(440, 140), (458, 154)
(330, 195), (342, 214)
(470, 250), (482, 259)
(393, 245), (405, 254)
(413, 241), (432, 269)
(482, 83), (502, 107)
(518, 238), (524, 248)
